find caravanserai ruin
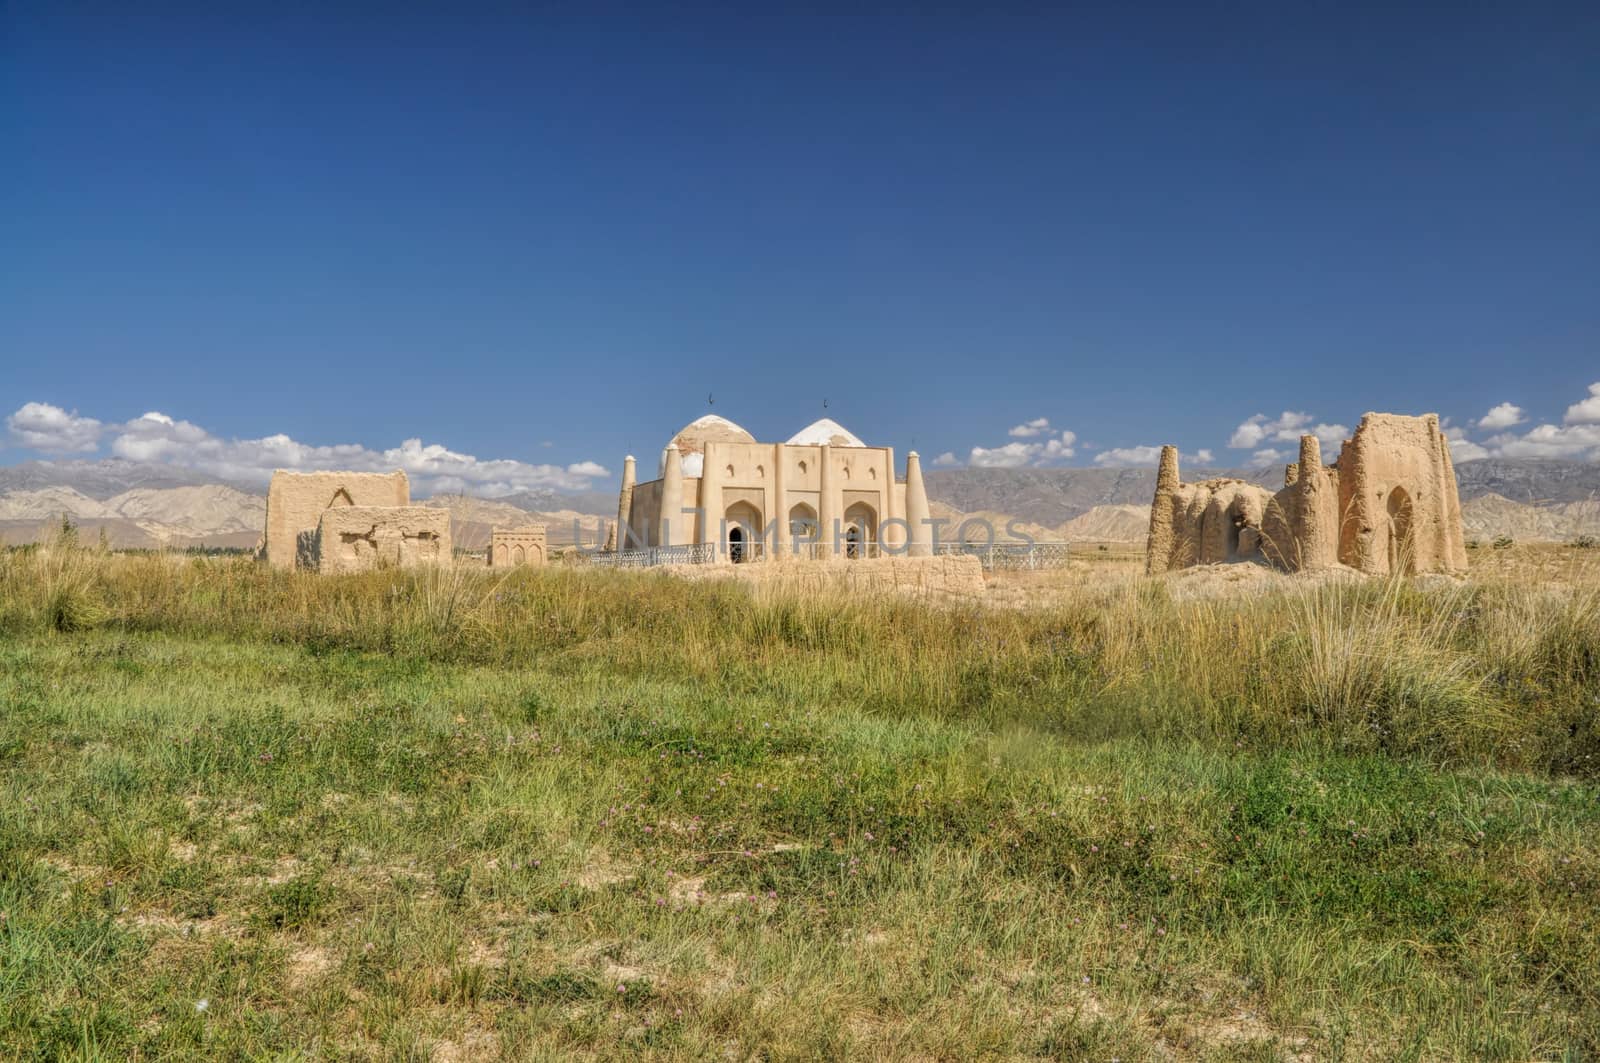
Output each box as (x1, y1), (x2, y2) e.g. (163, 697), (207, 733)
(1146, 412), (1468, 576)
(260, 470), (451, 573)
(614, 414), (934, 561)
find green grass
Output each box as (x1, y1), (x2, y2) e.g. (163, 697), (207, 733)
(0, 546), (1596, 1058)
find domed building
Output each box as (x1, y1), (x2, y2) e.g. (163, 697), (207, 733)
(615, 414), (932, 560)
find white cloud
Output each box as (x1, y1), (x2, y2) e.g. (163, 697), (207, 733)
(1251, 448), (1287, 464)
(1008, 417), (1051, 439)
(1228, 411), (1311, 449)
(1484, 423), (1600, 461)
(1476, 402), (1526, 430)
(1092, 445), (1213, 468)
(969, 442), (1041, 468)
(931, 451), (960, 468)
(1309, 423), (1349, 448)
(6, 401), (611, 496)
(6, 402), (105, 454)
(1441, 383), (1600, 462)
(1565, 382), (1600, 425)
(1226, 411), (1348, 452)
(969, 430), (1076, 468)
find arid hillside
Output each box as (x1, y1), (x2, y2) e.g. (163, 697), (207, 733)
(2, 456), (1598, 548)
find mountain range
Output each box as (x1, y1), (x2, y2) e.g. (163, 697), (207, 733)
(1, 457), (1597, 550)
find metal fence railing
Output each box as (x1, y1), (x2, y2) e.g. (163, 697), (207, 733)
(936, 541), (1073, 570)
(589, 543), (717, 568)
(586, 540), (1072, 571)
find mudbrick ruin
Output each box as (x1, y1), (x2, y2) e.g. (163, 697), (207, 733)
(260, 469), (551, 574)
(1146, 412), (1468, 576)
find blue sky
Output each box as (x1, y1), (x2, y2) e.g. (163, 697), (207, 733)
(4, 3), (1598, 494)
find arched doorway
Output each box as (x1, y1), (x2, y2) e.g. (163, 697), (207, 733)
(844, 524), (862, 559)
(512, 545), (525, 566)
(843, 501), (876, 559)
(725, 501), (763, 563)
(1386, 487), (1415, 575)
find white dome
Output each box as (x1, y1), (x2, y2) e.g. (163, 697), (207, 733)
(787, 418), (865, 447)
(661, 414), (756, 477)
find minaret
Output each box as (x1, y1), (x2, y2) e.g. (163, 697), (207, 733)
(615, 454), (636, 551)
(818, 443), (837, 558)
(659, 445), (683, 548)
(1146, 445), (1180, 574)
(905, 450), (931, 557)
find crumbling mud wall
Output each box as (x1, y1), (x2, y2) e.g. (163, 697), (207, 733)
(1336, 413), (1467, 575)
(262, 471), (410, 570)
(311, 506), (451, 574)
(1148, 413), (1467, 577)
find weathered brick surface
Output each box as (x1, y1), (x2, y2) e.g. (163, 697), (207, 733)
(262, 471), (410, 570)
(311, 506), (451, 574)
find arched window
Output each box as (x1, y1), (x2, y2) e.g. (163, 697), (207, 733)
(788, 502), (819, 556)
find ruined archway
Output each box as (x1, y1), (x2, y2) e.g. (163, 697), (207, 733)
(1386, 486), (1415, 575)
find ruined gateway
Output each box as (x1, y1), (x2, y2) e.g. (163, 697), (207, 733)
(1146, 413), (1468, 577)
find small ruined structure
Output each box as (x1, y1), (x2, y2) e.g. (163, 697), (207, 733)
(311, 506), (451, 574)
(615, 414), (933, 561)
(488, 525), (547, 568)
(1146, 412), (1467, 577)
(262, 470), (452, 573)
(261, 470), (410, 570)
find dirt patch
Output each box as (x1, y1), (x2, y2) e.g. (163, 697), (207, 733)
(286, 944), (335, 988)
(575, 853), (634, 890)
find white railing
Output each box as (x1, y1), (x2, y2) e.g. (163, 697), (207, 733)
(587, 539), (897, 567)
(937, 541), (1073, 570)
(589, 543), (717, 568)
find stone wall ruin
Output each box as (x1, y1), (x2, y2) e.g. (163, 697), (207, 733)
(261, 470), (411, 570)
(310, 506), (452, 574)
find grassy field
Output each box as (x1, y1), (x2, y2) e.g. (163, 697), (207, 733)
(1, 540), (1597, 1059)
